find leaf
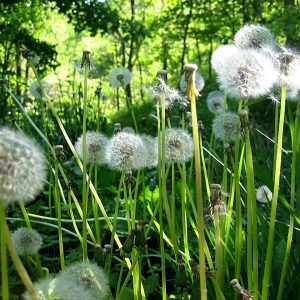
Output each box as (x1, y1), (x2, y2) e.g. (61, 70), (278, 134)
(143, 274), (158, 297)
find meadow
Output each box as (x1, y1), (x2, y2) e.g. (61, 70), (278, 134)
(1, 1), (300, 300)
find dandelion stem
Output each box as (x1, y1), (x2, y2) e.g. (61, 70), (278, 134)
(188, 66), (207, 300)
(262, 83), (286, 300)
(0, 202), (9, 300)
(277, 103), (300, 300)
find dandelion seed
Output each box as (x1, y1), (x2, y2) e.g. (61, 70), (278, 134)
(256, 185), (272, 203)
(12, 227), (42, 256)
(23, 276), (57, 300)
(0, 128), (47, 206)
(29, 80), (52, 98)
(212, 112), (239, 142)
(207, 91), (227, 114)
(55, 262), (109, 300)
(108, 67), (132, 87)
(105, 132), (148, 171)
(213, 46), (279, 99)
(165, 128), (194, 163)
(75, 131), (108, 165)
(179, 71), (205, 94)
(234, 24), (276, 51)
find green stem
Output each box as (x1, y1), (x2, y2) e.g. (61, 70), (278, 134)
(82, 67), (89, 262)
(55, 160), (65, 270)
(189, 71), (207, 299)
(277, 103), (300, 300)
(0, 202), (9, 300)
(261, 83), (286, 300)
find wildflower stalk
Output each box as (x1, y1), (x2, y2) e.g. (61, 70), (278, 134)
(277, 103), (300, 300)
(55, 159), (64, 270)
(0, 202), (9, 300)
(93, 165), (101, 243)
(81, 56), (89, 262)
(157, 97), (167, 300)
(261, 83), (286, 300)
(186, 64), (207, 299)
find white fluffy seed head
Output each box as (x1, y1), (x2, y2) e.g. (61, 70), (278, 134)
(12, 227), (42, 256)
(108, 67), (132, 87)
(214, 47), (279, 99)
(256, 185), (272, 203)
(140, 135), (158, 169)
(105, 132), (148, 171)
(211, 45), (241, 73)
(0, 128), (47, 206)
(179, 71), (205, 94)
(234, 24), (276, 50)
(29, 80), (52, 98)
(278, 46), (300, 91)
(212, 112), (239, 142)
(75, 131), (108, 165)
(144, 80), (184, 110)
(207, 91), (227, 114)
(165, 128), (194, 163)
(23, 276), (57, 300)
(55, 262), (109, 300)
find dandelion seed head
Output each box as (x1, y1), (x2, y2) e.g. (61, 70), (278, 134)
(75, 131), (108, 165)
(141, 135), (158, 168)
(105, 132), (148, 171)
(23, 276), (57, 300)
(179, 71), (205, 94)
(211, 45), (241, 73)
(234, 24), (276, 50)
(278, 46), (300, 91)
(12, 227), (42, 256)
(122, 127), (135, 134)
(108, 67), (132, 87)
(215, 48), (279, 99)
(0, 128), (47, 206)
(144, 80), (183, 110)
(165, 128), (194, 163)
(29, 80), (52, 98)
(207, 91), (227, 114)
(55, 262), (109, 300)
(256, 185), (272, 203)
(212, 112), (239, 142)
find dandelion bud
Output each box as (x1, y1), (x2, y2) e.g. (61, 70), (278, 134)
(0, 128), (47, 205)
(256, 185), (272, 203)
(180, 71), (204, 95)
(105, 132), (148, 171)
(55, 262), (109, 300)
(212, 112), (239, 142)
(121, 232), (135, 257)
(207, 91), (227, 114)
(114, 123), (122, 134)
(75, 131), (108, 165)
(12, 227), (42, 256)
(165, 128), (194, 163)
(210, 183), (222, 200)
(55, 145), (66, 163)
(234, 24), (276, 50)
(156, 70), (168, 83)
(108, 67), (132, 87)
